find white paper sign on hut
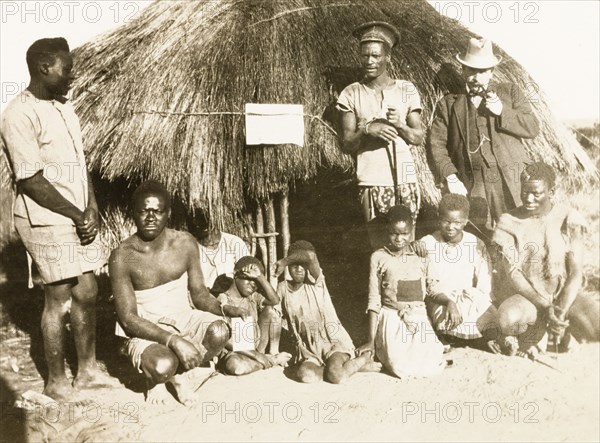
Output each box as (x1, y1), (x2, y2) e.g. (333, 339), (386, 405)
(245, 103), (304, 147)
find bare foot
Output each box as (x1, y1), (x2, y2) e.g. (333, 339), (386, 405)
(503, 336), (519, 356)
(487, 336), (518, 356)
(169, 374), (197, 407)
(273, 352), (292, 367)
(359, 361), (382, 372)
(146, 383), (174, 406)
(44, 379), (92, 405)
(73, 367), (121, 390)
(356, 351), (382, 372)
(487, 339), (503, 355)
(169, 366), (216, 406)
(267, 346), (280, 355)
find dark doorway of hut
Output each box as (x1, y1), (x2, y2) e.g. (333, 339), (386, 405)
(287, 166), (439, 345)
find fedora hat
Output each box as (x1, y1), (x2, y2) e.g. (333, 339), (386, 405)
(456, 38), (502, 69)
(353, 21), (401, 48)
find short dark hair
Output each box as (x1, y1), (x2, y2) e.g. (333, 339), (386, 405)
(288, 240), (316, 256)
(132, 180), (171, 208)
(234, 256), (264, 274)
(438, 193), (470, 217)
(385, 205), (413, 226)
(26, 38), (70, 76)
(188, 210), (210, 233)
(521, 162), (556, 188)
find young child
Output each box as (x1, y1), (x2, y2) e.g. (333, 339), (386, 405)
(358, 205), (445, 378)
(421, 194), (497, 346)
(274, 241), (380, 384)
(218, 256), (290, 375)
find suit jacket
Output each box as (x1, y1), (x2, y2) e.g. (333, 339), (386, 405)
(427, 82), (539, 205)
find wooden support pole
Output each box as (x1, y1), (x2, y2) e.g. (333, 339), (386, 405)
(266, 198), (277, 288)
(279, 191), (290, 257)
(245, 212), (257, 257)
(251, 232), (279, 238)
(255, 205), (268, 272)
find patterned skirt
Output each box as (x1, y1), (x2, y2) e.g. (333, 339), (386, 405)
(359, 183), (420, 222)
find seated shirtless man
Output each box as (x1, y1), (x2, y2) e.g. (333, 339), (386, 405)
(109, 181), (245, 405)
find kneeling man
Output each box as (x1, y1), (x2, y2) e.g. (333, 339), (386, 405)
(109, 181), (244, 404)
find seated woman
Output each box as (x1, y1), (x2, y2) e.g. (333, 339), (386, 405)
(358, 205), (446, 378)
(421, 194), (497, 347)
(490, 162), (599, 356)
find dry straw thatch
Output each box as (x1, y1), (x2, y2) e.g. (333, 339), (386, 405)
(1, 0), (597, 250)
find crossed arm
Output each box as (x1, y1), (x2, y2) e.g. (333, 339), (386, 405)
(339, 109), (424, 154)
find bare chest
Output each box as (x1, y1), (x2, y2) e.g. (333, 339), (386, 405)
(126, 248), (188, 290)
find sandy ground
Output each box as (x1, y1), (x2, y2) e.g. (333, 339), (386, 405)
(1, 333), (599, 442)
(1, 181), (598, 442)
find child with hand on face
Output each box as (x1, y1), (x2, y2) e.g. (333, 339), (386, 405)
(274, 241), (381, 384)
(217, 256), (290, 375)
(358, 205), (446, 378)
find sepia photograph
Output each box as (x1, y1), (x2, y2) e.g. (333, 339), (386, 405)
(1, 1), (598, 441)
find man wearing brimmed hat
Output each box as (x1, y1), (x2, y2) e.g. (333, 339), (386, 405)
(427, 37), (539, 233)
(337, 21), (425, 247)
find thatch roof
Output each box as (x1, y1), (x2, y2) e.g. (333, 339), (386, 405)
(1, 0), (597, 250)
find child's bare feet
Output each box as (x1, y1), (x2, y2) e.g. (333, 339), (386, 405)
(359, 361), (383, 372)
(273, 352), (292, 367)
(357, 350), (382, 372)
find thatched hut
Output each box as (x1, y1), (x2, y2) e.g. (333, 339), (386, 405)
(1, 0), (596, 269)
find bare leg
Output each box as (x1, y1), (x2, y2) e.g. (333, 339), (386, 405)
(224, 350), (291, 376)
(42, 279), (90, 403)
(567, 295), (600, 343)
(295, 361), (324, 383)
(257, 306), (281, 354)
(139, 344), (178, 405)
(494, 294), (543, 355)
(201, 320), (230, 363)
(71, 272), (119, 390)
(169, 366), (217, 406)
(325, 352), (380, 384)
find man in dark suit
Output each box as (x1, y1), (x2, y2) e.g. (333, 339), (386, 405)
(427, 37), (539, 233)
